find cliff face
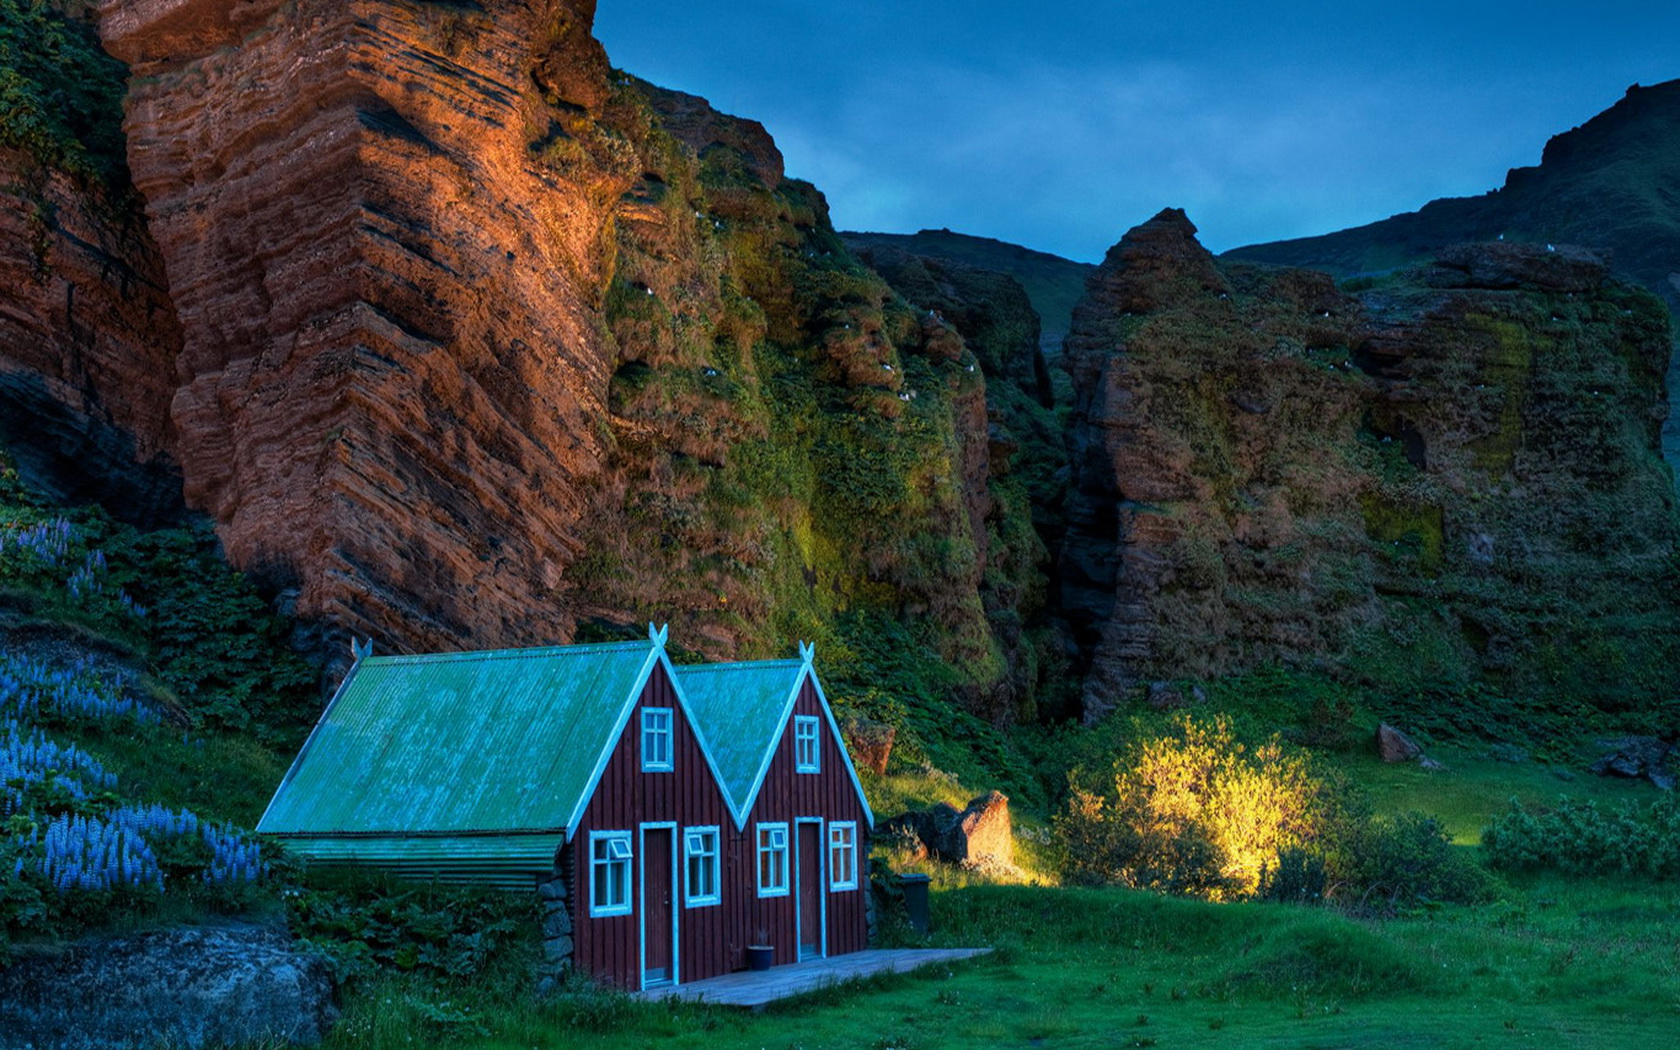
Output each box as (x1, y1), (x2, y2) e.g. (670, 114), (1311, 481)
(1227, 79), (1680, 467)
(100, 0), (629, 651)
(0, 3), (183, 526)
(81, 0), (1013, 717)
(0, 150), (184, 527)
(1063, 209), (1679, 720)
(846, 240), (1070, 717)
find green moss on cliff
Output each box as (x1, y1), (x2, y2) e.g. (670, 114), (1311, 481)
(0, 1), (129, 187)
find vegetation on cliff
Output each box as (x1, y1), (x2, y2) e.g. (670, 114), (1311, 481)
(1060, 210), (1680, 737)
(0, 0), (127, 187)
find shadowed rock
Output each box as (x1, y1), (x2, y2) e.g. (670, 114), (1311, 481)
(0, 926), (336, 1049)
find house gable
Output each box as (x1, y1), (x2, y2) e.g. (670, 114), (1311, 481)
(673, 645), (873, 829)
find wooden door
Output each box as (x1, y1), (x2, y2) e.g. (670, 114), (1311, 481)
(797, 820), (824, 960)
(641, 827), (675, 987)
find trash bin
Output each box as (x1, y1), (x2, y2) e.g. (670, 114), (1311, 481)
(900, 873), (932, 936)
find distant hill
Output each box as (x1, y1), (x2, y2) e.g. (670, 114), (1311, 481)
(1227, 79), (1680, 461)
(841, 229), (1095, 349)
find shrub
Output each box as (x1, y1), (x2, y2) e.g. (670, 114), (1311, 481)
(1483, 794), (1680, 878)
(1258, 847), (1328, 904)
(0, 0), (130, 186)
(1340, 812), (1496, 907)
(285, 873), (535, 985)
(1055, 715), (1328, 899)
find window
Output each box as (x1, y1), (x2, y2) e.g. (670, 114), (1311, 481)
(794, 715), (820, 773)
(756, 823), (789, 897)
(828, 822), (858, 891)
(684, 826), (721, 907)
(589, 831), (633, 916)
(641, 707), (673, 772)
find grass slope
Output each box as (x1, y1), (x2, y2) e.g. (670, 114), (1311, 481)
(840, 229), (1097, 346)
(326, 876), (1680, 1050)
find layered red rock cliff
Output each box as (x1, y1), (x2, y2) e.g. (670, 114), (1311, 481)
(0, 147), (183, 525)
(100, 0), (629, 649)
(81, 0), (1008, 710)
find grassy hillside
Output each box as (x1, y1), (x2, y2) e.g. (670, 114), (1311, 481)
(840, 229), (1096, 347)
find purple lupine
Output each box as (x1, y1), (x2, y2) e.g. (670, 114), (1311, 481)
(0, 655), (154, 725)
(0, 719), (118, 816)
(0, 518), (75, 566)
(37, 813), (164, 893)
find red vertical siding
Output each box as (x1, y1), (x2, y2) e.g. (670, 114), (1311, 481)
(734, 676), (871, 963)
(570, 666), (871, 988)
(571, 665), (738, 988)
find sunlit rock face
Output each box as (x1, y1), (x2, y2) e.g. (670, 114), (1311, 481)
(94, 0), (1018, 711)
(1062, 211), (1680, 721)
(102, 0), (628, 650)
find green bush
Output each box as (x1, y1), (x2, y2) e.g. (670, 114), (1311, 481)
(1483, 794), (1680, 878)
(1340, 812), (1496, 907)
(1054, 716), (1494, 907)
(285, 871), (537, 986)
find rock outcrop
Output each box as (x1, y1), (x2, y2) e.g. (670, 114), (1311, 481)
(1227, 79), (1680, 468)
(881, 791), (1013, 867)
(1062, 212), (1680, 719)
(0, 925), (336, 1049)
(1376, 723), (1422, 763)
(100, 0), (629, 652)
(1590, 736), (1676, 790)
(83, 0), (1014, 715)
(0, 148), (184, 527)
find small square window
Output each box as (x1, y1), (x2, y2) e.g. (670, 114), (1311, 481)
(756, 823), (789, 897)
(794, 715), (820, 773)
(684, 826), (721, 907)
(642, 707), (673, 772)
(590, 831), (633, 916)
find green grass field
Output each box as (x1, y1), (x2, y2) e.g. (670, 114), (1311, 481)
(302, 742), (1680, 1050)
(327, 874), (1679, 1050)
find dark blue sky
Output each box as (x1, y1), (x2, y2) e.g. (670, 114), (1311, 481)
(595, 2), (1680, 262)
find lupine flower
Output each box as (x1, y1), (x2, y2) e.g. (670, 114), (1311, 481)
(0, 718), (118, 815)
(0, 655), (154, 725)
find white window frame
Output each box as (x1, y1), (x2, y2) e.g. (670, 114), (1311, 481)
(828, 821), (859, 891)
(641, 707), (673, 772)
(756, 822), (790, 897)
(589, 830), (634, 917)
(794, 715), (820, 773)
(683, 826), (721, 907)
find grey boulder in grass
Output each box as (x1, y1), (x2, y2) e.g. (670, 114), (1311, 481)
(0, 925), (336, 1049)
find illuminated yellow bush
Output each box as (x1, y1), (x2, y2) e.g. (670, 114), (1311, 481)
(1056, 715), (1328, 899)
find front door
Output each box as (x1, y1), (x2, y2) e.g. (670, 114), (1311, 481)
(796, 819), (824, 961)
(640, 826), (676, 987)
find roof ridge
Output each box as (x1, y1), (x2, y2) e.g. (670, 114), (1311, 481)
(674, 658), (804, 674)
(365, 640), (651, 665)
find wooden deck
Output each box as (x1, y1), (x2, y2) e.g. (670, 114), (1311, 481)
(633, 948), (992, 1008)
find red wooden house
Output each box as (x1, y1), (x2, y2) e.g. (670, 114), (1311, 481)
(674, 642), (876, 966)
(260, 627), (874, 990)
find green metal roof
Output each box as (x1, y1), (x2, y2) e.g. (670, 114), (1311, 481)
(674, 658), (806, 816)
(258, 640), (660, 841)
(675, 645), (874, 827)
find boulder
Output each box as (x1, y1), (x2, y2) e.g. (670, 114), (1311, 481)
(0, 925), (336, 1049)
(1591, 736), (1675, 790)
(1376, 723), (1422, 763)
(841, 715), (897, 775)
(883, 792), (1013, 867)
